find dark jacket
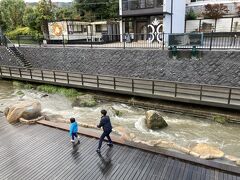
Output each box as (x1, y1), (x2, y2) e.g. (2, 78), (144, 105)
(97, 115), (112, 132)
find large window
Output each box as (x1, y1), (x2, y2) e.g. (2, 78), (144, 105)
(128, 0), (154, 10)
(68, 22), (88, 34)
(123, 0), (128, 10)
(156, 0), (163, 7)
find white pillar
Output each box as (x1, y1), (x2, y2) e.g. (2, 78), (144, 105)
(163, 0), (186, 34)
(119, 0), (123, 42)
(120, 20), (123, 42)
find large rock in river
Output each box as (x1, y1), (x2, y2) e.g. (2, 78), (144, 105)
(145, 110), (168, 129)
(4, 100), (41, 123)
(190, 143), (224, 159)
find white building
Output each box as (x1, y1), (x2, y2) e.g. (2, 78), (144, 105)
(119, 0), (186, 40)
(186, 0), (240, 15)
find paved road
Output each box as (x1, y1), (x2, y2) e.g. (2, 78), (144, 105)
(0, 115), (240, 180)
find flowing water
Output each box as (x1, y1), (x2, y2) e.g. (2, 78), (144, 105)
(0, 80), (240, 160)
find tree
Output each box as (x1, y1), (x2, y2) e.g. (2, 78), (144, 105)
(203, 4), (229, 19)
(23, 7), (41, 31)
(74, 0), (118, 21)
(36, 0), (54, 39)
(0, 11), (7, 32)
(54, 7), (78, 20)
(0, 0), (26, 30)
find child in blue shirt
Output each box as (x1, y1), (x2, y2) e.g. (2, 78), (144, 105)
(69, 117), (80, 143)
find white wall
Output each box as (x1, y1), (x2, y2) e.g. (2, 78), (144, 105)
(163, 0), (186, 33)
(185, 17), (240, 32)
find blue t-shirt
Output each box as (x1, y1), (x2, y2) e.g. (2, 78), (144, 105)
(69, 122), (78, 135)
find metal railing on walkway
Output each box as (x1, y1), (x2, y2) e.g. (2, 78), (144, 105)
(0, 65), (240, 110)
(5, 32), (240, 50)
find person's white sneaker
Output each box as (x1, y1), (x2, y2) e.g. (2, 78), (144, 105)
(71, 139), (75, 143)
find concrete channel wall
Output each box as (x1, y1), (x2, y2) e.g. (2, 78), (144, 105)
(18, 47), (240, 87)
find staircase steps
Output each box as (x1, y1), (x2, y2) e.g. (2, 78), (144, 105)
(7, 46), (32, 68)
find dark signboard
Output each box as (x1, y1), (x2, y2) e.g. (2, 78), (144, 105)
(169, 33), (203, 46)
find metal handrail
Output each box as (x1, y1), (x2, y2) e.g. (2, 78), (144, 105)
(1, 65), (240, 109)
(1, 64), (239, 90)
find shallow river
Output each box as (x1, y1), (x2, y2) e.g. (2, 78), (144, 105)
(0, 80), (240, 159)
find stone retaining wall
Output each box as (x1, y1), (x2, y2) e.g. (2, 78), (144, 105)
(0, 47), (23, 67)
(12, 47), (240, 87)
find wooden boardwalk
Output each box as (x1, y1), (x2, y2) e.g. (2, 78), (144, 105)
(0, 115), (239, 180)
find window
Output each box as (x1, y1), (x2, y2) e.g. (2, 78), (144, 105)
(122, 0), (128, 11)
(146, 0), (154, 8)
(96, 25), (102, 32)
(128, 0), (155, 10)
(156, 0), (163, 7)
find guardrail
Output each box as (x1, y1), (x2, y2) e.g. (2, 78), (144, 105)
(0, 65), (240, 110)
(7, 32), (240, 50)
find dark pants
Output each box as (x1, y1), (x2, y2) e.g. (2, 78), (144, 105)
(98, 130), (112, 149)
(71, 133), (78, 140)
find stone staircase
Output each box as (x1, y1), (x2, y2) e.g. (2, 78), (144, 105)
(6, 46), (32, 68)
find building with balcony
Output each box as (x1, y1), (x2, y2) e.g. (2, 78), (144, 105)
(186, 0), (240, 15)
(119, 0), (186, 40)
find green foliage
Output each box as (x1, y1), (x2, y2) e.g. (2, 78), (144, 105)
(5, 27), (41, 40)
(54, 7), (78, 20)
(213, 115), (227, 124)
(13, 81), (35, 89)
(186, 8), (197, 20)
(115, 110), (123, 116)
(36, 0), (54, 38)
(16, 90), (24, 96)
(24, 83), (35, 89)
(12, 81), (24, 88)
(0, 11), (7, 31)
(74, 0), (118, 21)
(72, 94), (97, 107)
(23, 7), (41, 31)
(36, 84), (80, 99)
(203, 4), (229, 19)
(80, 98), (97, 107)
(0, 0), (25, 30)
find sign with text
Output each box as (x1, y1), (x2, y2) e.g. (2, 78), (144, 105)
(169, 33), (203, 46)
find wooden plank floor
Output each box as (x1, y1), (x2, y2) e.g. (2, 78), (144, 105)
(0, 115), (239, 180)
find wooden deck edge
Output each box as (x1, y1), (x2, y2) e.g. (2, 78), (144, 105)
(37, 120), (240, 175)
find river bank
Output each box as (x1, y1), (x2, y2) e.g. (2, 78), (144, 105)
(1, 80), (240, 166)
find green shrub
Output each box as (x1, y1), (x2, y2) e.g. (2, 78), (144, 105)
(72, 94), (97, 107)
(5, 27), (42, 40)
(36, 85), (80, 99)
(213, 115), (227, 124)
(12, 81), (25, 89)
(186, 8), (197, 20)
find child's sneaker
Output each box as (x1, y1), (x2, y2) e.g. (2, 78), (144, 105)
(96, 149), (101, 153)
(71, 139), (75, 143)
(107, 143), (113, 147)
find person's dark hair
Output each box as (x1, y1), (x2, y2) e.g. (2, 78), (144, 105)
(70, 117), (75, 123)
(101, 109), (107, 116)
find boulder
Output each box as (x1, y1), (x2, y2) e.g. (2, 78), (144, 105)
(4, 100), (41, 123)
(190, 143), (224, 159)
(72, 94), (97, 107)
(145, 110), (168, 129)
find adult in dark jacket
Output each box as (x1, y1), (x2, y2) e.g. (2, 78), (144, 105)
(96, 109), (113, 153)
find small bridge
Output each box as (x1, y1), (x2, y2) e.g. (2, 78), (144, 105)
(0, 65), (240, 110)
(0, 115), (240, 179)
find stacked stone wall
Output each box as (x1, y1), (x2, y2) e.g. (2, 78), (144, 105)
(19, 47), (240, 87)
